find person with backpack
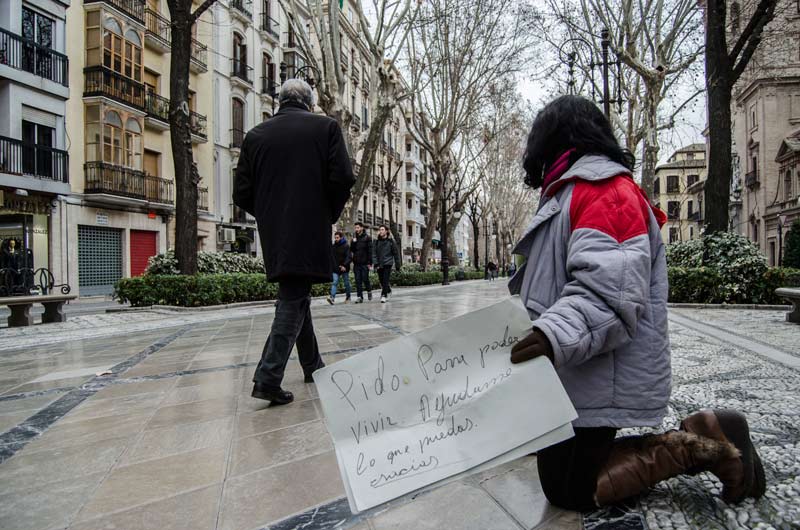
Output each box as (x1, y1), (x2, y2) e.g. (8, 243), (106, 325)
(372, 224), (401, 303)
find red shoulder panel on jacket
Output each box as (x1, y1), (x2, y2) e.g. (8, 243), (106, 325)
(569, 176), (651, 243)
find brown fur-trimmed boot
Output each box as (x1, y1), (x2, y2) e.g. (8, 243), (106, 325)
(680, 409), (767, 503)
(594, 430), (740, 506)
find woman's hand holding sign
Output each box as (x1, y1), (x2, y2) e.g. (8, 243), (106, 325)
(510, 328), (554, 364)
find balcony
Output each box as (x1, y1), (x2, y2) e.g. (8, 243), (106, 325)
(405, 179), (424, 199)
(190, 39), (208, 73)
(84, 0), (145, 24)
(688, 211), (703, 222)
(144, 90), (169, 129)
(420, 205), (428, 216)
(340, 54), (349, 70)
(352, 62), (360, 80)
(231, 59), (253, 86)
(145, 8), (170, 52)
(260, 14), (280, 42)
(190, 111), (207, 142)
(84, 161), (173, 205)
(365, 212), (374, 225)
(352, 114), (361, 131)
(261, 76), (279, 98)
(406, 209), (425, 225)
(0, 28), (69, 87)
(232, 205), (255, 224)
(0, 136), (69, 195)
(745, 170), (760, 189)
(230, 0), (253, 23)
(230, 128), (245, 149)
(198, 186), (209, 211)
(84, 66), (145, 110)
(362, 78), (370, 92)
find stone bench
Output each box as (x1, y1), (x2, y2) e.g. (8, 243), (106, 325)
(775, 288), (800, 324)
(0, 294), (78, 327)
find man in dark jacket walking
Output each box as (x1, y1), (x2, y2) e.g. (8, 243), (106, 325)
(233, 79), (355, 405)
(350, 222), (373, 303)
(328, 231), (351, 304)
(373, 224), (401, 303)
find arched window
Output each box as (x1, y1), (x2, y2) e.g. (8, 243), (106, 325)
(786, 169), (794, 201)
(233, 32), (247, 76)
(125, 117), (142, 169)
(103, 110), (123, 164)
(102, 18), (142, 82)
(731, 2), (741, 34)
(232, 98), (245, 147)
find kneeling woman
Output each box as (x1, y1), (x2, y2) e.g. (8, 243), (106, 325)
(509, 95), (765, 510)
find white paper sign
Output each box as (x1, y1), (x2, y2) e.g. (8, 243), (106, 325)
(314, 298), (578, 513)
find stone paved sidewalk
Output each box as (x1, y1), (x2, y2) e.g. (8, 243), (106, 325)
(0, 281), (798, 530)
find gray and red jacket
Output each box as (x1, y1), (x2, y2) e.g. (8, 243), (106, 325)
(509, 155), (671, 428)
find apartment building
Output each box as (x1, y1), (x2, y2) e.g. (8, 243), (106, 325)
(732, 0), (800, 265)
(653, 144), (707, 243)
(0, 0), (71, 282)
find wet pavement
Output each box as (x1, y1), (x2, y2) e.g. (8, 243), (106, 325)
(0, 281), (798, 530)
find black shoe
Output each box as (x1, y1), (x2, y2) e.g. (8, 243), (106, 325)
(251, 383), (294, 405)
(367, 292), (373, 301)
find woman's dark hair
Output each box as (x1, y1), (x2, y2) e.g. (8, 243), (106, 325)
(522, 95), (635, 189)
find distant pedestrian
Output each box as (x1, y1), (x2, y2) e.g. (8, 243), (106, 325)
(508, 261), (517, 277)
(351, 222), (373, 303)
(510, 94), (764, 511)
(234, 79), (354, 406)
(328, 231), (352, 304)
(372, 225), (401, 303)
(487, 261), (497, 281)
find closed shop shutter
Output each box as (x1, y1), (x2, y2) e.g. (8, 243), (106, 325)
(130, 230), (156, 277)
(78, 225), (122, 296)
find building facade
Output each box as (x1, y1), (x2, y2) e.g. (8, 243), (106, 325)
(653, 144), (707, 244)
(732, 0), (800, 265)
(0, 0), (71, 285)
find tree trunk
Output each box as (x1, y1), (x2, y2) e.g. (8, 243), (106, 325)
(705, 0), (734, 234)
(446, 218), (459, 267)
(419, 166), (445, 270)
(168, 9), (198, 275)
(471, 216), (480, 270)
(640, 85), (660, 201)
(386, 188), (402, 249)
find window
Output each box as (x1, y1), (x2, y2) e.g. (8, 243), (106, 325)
(407, 199), (412, 209)
(264, 0), (272, 20)
(144, 149), (160, 177)
(690, 226), (694, 239)
(752, 219), (760, 244)
(21, 7), (54, 77)
(687, 200), (694, 217)
(101, 19), (142, 81)
(770, 241), (776, 266)
(21, 120), (54, 178)
(262, 53), (274, 91)
(667, 175), (680, 193)
(669, 227), (679, 243)
(407, 225), (412, 237)
(730, 2), (741, 34)
(750, 105), (757, 130)
(233, 32), (247, 74)
(785, 170), (793, 201)
(653, 178), (660, 196)
(85, 108), (142, 169)
(687, 174), (699, 187)
(667, 201), (680, 220)
(231, 98), (245, 147)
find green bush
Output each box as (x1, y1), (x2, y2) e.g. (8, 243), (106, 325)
(784, 220), (800, 269)
(667, 266), (800, 304)
(145, 250), (265, 275)
(667, 232), (767, 303)
(115, 269), (485, 307)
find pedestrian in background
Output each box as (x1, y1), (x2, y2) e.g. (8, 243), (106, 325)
(487, 261), (497, 281)
(351, 222), (373, 303)
(328, 231), (352, 304)
(509, 94), (764, 511)
(372, 224), (401, 303)
(234, 79), (354, 405)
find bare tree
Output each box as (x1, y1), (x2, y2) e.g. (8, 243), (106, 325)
(279, 0), (419, 228)
(704, 0), (778, 233)
(403, 0), (533, 268)
(529, 0), (704, 194)
(167, 0), (216, 274)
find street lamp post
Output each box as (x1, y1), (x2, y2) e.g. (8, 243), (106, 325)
(779, 215), (788, 266)
(556, 29), (622, 118)
(483, 217), (489, 280)
(271, 62), (288, 116)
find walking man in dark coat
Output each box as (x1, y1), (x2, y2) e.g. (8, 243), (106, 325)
(350, 222), (373, 303)
(233, 79), (355, 405)
(328, 230), (352, 304)
(372, 224), (401, 303)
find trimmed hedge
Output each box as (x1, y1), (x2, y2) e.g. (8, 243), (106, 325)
(115, 269), (486, 307)
(668, 266), (800, 304)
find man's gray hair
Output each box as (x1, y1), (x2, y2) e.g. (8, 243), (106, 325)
(279, 78), (315, 109)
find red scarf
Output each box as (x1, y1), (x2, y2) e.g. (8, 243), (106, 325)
(542, 149), (576, 195)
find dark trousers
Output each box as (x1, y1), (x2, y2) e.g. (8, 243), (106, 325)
(377, 265), (392, 296)
(253, 277), (324, 389)
(537, 427), (618, 512)
(354, 264), (371, 298)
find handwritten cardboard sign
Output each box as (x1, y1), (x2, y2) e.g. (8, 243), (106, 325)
(314, 298), (578, 513)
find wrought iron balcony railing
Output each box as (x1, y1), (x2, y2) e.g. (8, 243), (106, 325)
(0, 135), (69, 183)
(230, 128), (245, 149)
(198, 186), (209, 211)
(261, 76), (279, 96)
(233, 204), (254, 224)
(0, 27), (69, 86)
(145, 8), (170, 48)
(231, 58), (253, 84)
(190, 111), (207, 140)
(745, 170), (760, 189)
(84, 161), (173, 204)
(84, 66), (145, 109)
(260, 14), (280, 39)
(231, 0), (253, 20)
(84, 0), (145, 24)
(145, 90), (169, 122)
(190, 39), (207, 70)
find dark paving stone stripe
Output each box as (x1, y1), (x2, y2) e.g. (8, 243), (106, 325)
(0, 386), (73, 403)
(264, 497), (363, 530)
(0, 326), (190, 464)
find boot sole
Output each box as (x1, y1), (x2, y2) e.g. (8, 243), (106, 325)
(251, 389), (294, 405)
(713, 409), (766, 501)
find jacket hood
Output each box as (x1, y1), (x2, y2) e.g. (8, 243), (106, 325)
(543, 155), (632, 197)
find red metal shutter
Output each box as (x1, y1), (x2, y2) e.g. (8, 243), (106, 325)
(130, 230), (157, 277)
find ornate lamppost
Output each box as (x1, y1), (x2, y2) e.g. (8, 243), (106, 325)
(556, 29), (622, 118)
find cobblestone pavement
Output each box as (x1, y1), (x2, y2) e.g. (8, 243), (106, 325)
(0, 280), (798, 530)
